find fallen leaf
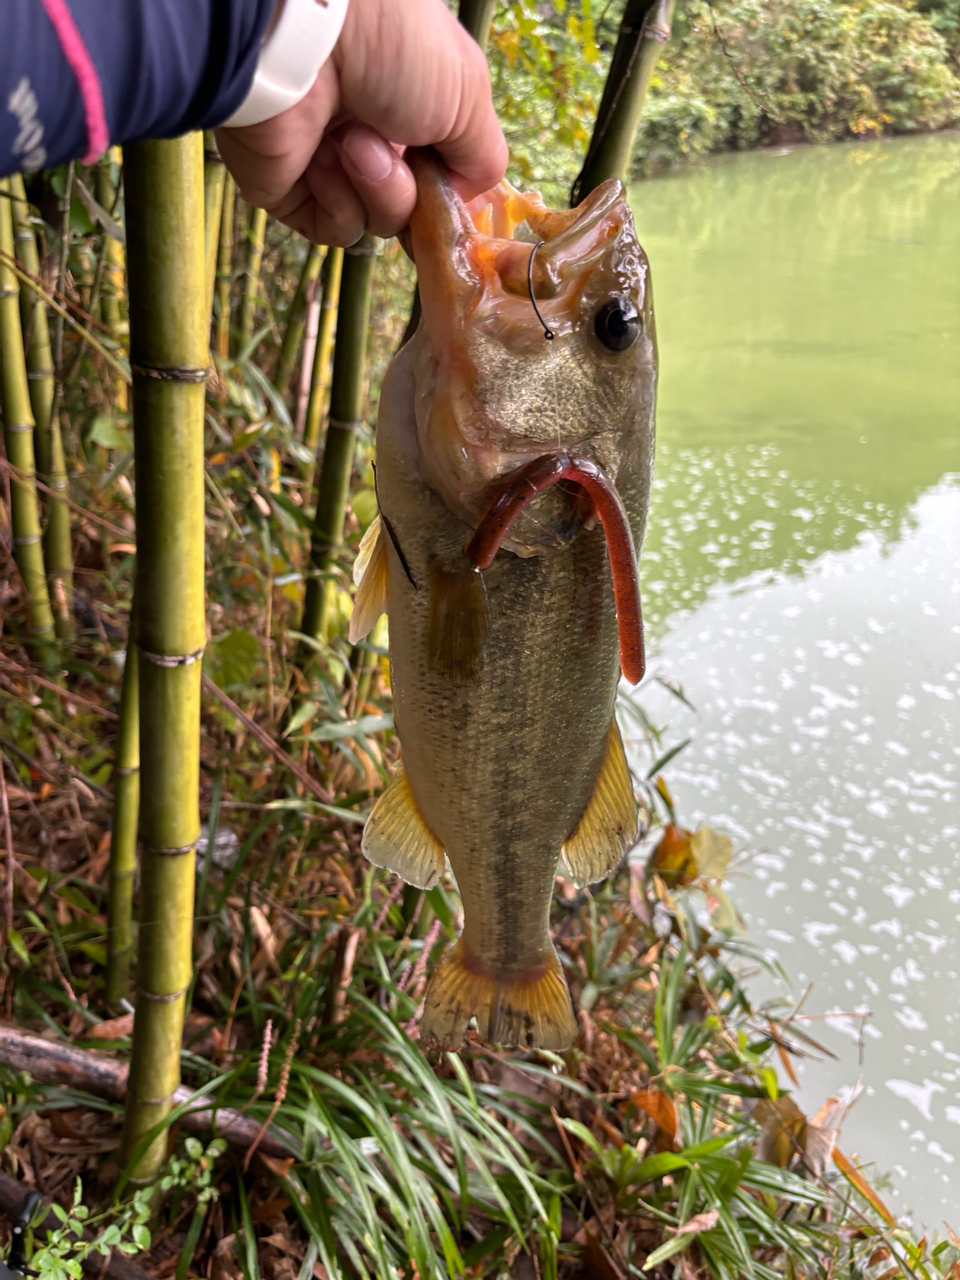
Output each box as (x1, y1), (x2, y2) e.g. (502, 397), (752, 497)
(582, 1231), (626, 1280)
(674, 1209), (720, 1235)
(90, 1013), (134, 1039)
(258, 1152), (296, 1178)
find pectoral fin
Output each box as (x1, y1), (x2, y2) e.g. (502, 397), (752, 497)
(559, 721), (638, 888)
(427, 561), (488, 682)
(348, 516), (388, 644)
(361, 761), (446, 889)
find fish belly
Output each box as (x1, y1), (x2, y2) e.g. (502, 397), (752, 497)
(375, 341), (628, 1048)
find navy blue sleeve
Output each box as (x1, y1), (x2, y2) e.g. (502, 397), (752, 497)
(2, 0), (276, 177)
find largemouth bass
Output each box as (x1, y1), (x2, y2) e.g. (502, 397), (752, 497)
(350, 152), (657, 1050)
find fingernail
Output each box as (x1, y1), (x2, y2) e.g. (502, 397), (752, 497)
(341, 127), (396, 184)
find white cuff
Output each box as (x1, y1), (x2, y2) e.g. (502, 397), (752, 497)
(224, 0), (350, 128)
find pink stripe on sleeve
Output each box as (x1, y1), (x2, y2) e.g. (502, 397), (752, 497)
(36, 0), (109, 163)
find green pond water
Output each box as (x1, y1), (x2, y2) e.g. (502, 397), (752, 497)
(628, 132), (960, 1223)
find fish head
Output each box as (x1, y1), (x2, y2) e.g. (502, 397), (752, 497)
(408, 150), (657, 553)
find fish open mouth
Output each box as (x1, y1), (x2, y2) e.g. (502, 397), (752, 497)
(465, 453), (646, 686)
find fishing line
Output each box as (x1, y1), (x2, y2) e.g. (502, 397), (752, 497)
(527, 241), (554, 341)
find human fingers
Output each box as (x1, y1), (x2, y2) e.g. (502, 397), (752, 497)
(336, 125), (418, 238)
(333, 0), (508, 200)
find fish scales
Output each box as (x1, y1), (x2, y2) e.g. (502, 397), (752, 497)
(353, 152), (657, 1050)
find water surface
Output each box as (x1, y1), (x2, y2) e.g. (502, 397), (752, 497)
(629, 133), (960, 1222)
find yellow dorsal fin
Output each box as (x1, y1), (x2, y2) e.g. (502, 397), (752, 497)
(420, 939), (578, 1051)
(559, 721), (638, 888)
(361, 760), (446, 889)
(348, 515), (388, 644)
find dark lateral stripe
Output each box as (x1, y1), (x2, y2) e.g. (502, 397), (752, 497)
(380, 510), (418, 590)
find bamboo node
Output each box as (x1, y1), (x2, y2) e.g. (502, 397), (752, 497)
(14, 535), (41, 546)
(138, 644), (206, 667)
(0, 288), (17, 299)
(345, 240), (378, 257)
(117, 765), (141, 776)
(140, 838), (199, 859)
(328, 417), (363, 433)
(136, 984), (190, 1004)
(26, 369), (54, 380)
(129, 362), (209, 384)
(5, 423), (34, 433)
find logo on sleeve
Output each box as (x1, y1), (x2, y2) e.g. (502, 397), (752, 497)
(7, 79), (48, 173)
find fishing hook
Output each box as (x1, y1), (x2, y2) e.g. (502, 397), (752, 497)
(528, 241), (554, 341)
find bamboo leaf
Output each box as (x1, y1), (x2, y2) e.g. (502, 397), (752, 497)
(833, 1147), (897, 1226)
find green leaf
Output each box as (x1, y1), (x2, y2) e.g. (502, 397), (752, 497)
(204, 629), (260, 689)
(8, 928), (30, 965)
(88, 414), (130, 449)
(643, 1233), (694, 1270)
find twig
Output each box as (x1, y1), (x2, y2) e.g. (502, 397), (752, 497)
(0, 1023), (298, 1159)
(0, 653), (119, 720)
(202, 673), (333, 804)
(0, 754), (14, 940)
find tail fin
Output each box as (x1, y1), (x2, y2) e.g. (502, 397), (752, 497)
(419, 940), (578, 1051)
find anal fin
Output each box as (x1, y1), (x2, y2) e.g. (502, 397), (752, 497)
(559, 720), (638, 888)
(348, 515), (388, 644)
(361, 761), (445, 889)
(420, 940), (578, 1051)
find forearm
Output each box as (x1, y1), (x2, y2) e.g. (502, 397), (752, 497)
(1, 0), (275, 176)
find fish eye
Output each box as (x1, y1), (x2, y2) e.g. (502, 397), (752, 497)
(594, 298), (641, 352)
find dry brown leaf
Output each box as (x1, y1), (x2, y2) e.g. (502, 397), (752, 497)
(258, 1153), (296, 1178)
(674, 1209), (720, 1235)
(90, 1013), (134, 1039)
(632, 1088), (678, 1143)
(832, 1148), (897, 1227)
(583, 1231), (627, 1280)
(755, 1095), (807, 1168)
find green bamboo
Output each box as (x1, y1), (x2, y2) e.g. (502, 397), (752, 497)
(275, 241), (324, 402)
(202, 132), (227, 325)
(571, 0), (676, 203)
(106, 628), (139, 1007)
(300, 238), (375, 646)
(10, 175), (74, 639)
(0, 180), (57, 662)
(118, 135), (207, 1180)
(302, 246), (343, 454)
(458, 0), (497, 47)
(97, 146), (128, 413)
(215, 173), (236, 361)
(237, 204), (268, 353)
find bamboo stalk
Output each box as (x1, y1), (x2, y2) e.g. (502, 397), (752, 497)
(237, 204), (268, 353)
(300, 238), (374, 647)
(302, 245), (343, 455)
(10, 175), (75, 640)
(458, 0), (497, 47)
(274, 241), (324, 402)
(97, 146), (128, 413)
(118, 135), (207, 1180)
(106, 622), (139, 1007)
(203, 133), (227, 325)
(215, 173), (236, 361)
(0, 179), (57, 663)
(571, 0), (676, 203)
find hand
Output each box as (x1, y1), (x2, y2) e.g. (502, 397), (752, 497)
(215, 0), (508, 245)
